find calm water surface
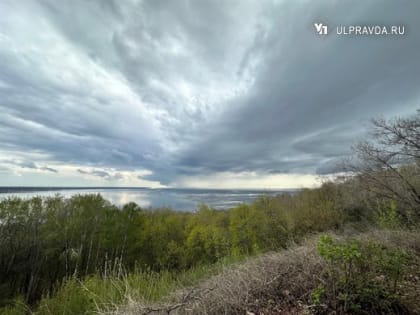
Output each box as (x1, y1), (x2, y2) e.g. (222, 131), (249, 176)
(0, 188), (296, 211)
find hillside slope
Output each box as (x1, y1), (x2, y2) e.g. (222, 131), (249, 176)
(101, 228), (420, 315)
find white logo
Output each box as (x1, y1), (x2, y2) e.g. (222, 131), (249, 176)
(314, 23), (328, 35)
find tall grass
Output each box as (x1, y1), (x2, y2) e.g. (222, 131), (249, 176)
(101, 228), (420, 315)
(0, 256), (242, 315)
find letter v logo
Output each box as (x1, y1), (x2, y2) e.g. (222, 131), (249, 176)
(314, 23), (328, 35)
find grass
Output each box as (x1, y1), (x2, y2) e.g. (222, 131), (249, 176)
(2, 256), (243, 315)
(100, 227), (420, 315)
(2, 227), (419, 314)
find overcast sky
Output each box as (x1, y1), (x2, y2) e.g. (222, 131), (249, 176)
(0, 0), (419, 189)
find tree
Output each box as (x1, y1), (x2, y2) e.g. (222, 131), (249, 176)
(346, 110), (420, 217)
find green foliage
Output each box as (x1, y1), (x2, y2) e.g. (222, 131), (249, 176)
(0, 185), (346, 311)
(314, 235), (410, 314)
(0, 297), (29, 315)
(36, 278), (97, 315)
(35, 271), (185, 314)
(375, 200), (402, 229)
(30, 261), (231, 315)
(229, 204), (260, 255)
(311, 285), (325, 307)
(317, 235), (361, 262)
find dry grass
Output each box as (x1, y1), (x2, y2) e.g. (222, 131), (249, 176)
(100, 228), (420, 315)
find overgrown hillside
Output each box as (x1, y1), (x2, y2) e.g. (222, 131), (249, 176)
(0, 111), (419, 314)
(102, 229), (420, 315)
(0, 183), (346, 313)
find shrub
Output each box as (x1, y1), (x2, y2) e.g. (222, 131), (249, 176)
(375, 200), (402, 229)
(314, 235), (410, 314)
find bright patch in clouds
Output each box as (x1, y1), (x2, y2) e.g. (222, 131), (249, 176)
(173, 172), (320, 190)
(0, 150), (163, 187)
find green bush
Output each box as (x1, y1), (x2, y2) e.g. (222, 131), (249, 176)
(375, 200), (402, 229)
(314, 235), (410, 314)
(36, 278), (97, 315)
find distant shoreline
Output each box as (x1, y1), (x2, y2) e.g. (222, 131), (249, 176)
(0, 186), (149, 193)
(0, 186), (299, 194)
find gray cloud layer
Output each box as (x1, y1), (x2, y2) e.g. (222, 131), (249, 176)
(0, 0), (419, 186)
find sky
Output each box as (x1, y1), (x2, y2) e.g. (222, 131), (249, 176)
(0, 0), (419, 189)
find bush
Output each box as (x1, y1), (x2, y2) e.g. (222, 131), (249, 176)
(314, 235), (410, 314)
(375, 200), (402, 229)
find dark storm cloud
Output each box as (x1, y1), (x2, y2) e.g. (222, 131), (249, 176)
(0, 0), (419, 186)
(167, 0), (420, 180)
